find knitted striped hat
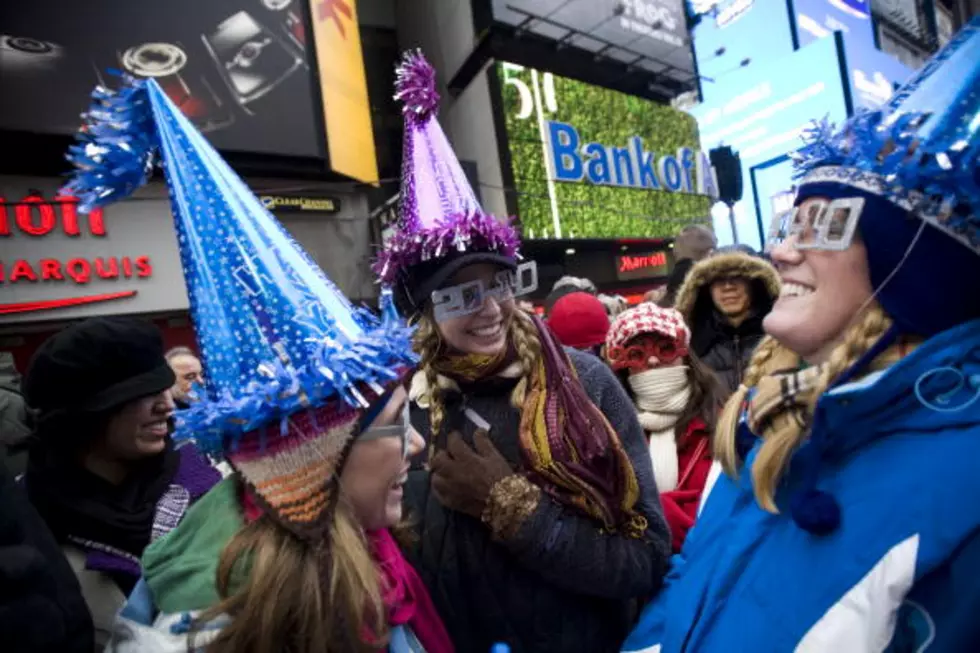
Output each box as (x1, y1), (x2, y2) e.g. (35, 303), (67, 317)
(63, 76), (417, 539)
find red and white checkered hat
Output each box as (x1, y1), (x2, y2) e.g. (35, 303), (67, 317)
(606, 303), (691, 353)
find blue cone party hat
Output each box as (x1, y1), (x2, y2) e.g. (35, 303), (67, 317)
(64, 76), (417, 537)
(794, 15), (980, 254)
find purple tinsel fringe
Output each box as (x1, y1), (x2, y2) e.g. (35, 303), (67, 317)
(394, 49), (439, 121)
(373, 210), (521, 284)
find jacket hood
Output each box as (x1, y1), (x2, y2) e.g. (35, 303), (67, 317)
(141, 476), (244, 614)
(674, 252), (781, 327)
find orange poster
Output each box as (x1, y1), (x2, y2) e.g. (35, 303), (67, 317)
(309, 0), (379, 184)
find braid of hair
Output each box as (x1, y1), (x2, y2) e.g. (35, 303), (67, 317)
(714, 336), (793, 478)
(508, 311), (543, 409)
(751, 304), (893, 512)
(413, 317), (447, 439)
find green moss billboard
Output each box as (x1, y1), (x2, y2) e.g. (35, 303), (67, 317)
(498, 62), (716, 239)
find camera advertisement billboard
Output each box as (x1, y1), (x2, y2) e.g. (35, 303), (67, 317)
(497, 62), (714, 240)
(0, 0), (373, 167)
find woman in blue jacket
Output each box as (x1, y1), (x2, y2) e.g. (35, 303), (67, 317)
(624, 18), (980, 653)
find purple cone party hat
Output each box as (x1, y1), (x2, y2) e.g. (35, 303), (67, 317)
(373, 50), (521, 290)
(794, 15), (980, 255)
(63, 76), (416, 538)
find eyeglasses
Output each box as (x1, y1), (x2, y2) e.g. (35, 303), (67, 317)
(765, 197), (864, 253)
(430, 261), (539, 323)
(609, 335), (688, 372)
(358, 401), (412, 458)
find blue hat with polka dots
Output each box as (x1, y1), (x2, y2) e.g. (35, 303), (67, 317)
(61, 76), (418, 458)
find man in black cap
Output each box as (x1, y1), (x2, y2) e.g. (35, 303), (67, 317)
(22, 316), (220, 648)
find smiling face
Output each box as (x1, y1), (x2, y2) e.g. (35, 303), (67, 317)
(340, 386), (425, 530)
(764, 196), (875, 364)
(96, 390), (176, 461)
(434, 263), (517, 356)
(709, 276), (752, 321)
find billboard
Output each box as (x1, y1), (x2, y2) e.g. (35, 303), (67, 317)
(0, 0), (326, 159)
(794, 0), (875, 48)
(309, 0), (378, 183)
(791, 0), (913, 110)
(497, 62), (714, 240)
(688, 35), (849, 247)
(692, 0), (796, 104)
(491, 0), (695, 84)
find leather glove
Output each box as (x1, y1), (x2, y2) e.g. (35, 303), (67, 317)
(429, 430), (514, 519)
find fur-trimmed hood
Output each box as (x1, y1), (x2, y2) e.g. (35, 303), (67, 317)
(674, 251), (781, 327)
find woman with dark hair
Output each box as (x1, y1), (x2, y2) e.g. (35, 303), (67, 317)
(374, 51), (670, 653)
(606, 303), (725, 552)
(23, 317), (221, 648)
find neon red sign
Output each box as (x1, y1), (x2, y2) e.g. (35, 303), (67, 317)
(615, 250), (669, 282)
(618, 251), (668, 273)
(0, 194), (153, 304)
(0, 194), (105, 237)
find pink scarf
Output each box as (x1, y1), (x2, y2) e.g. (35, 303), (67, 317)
(242, 490), (452, 652)
(368, 529), (454, 653)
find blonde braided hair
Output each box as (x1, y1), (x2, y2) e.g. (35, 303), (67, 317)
(413, 309), (542, 439)
(714, 304), (894, 512)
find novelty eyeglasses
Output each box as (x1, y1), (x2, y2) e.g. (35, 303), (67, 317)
(608, 335), (689, 373)
(765, 197), (865, 253)
(430, 261), (539, 323)
(358, 400), (412, 458)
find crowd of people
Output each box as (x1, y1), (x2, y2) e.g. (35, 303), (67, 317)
(1, 28), (980, 653)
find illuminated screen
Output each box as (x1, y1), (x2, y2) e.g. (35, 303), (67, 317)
(688, 35), (849, 248)
(792, 0), (913, 110)
(751, 156), (797, 242)
(693, 0), (796, 104)
(497, 62), (713, 240)
(843, 37), (913, 110)
(794, 0), (874, 48)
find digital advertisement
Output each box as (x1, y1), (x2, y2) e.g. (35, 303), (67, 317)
(692, 0), (796, 104)
(790, 0), (913, 109)
(498, 62), (714, 240)
(0, 0), (325, 158)
(688, 35), (850, 247)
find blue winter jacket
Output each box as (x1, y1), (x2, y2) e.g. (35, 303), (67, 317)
(623, 319), (980, 652)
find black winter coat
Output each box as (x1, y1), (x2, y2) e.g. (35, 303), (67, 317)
(693, 309), (767, 395)
(674, 251), (781, 396)
(0, 463), (93, 653)
(405, 349), (671, 653)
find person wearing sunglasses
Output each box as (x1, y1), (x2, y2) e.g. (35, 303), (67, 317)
(623, 23), (980, 653)
(606, 304), (725, 552)
(375, 52), (670, 653)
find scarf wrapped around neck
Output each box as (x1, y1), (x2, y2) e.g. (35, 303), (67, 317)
(746, 336), (921, 444)
(629, 366), (692, 493)
(432, 317), (647, 538)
